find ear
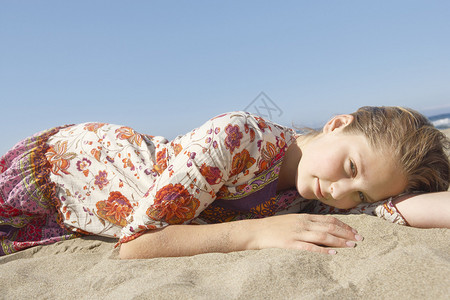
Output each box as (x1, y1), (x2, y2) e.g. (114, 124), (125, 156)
(323, 115), (354, 133)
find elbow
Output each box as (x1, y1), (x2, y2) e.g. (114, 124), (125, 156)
(118, 242), (137, 260)
(119, 242), (156, 260)
(118, 232), (162, 259)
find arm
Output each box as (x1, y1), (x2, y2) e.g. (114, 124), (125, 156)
(119, 213), (362, 259)
(120, 112), (296, 251)
(393, 191), (450, 228)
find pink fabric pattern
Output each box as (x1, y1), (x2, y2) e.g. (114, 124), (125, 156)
(0, 126), (80, 255)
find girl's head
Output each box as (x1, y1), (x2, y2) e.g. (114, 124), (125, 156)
(343, 106), (449, 194)
(295, 106), (449, 209)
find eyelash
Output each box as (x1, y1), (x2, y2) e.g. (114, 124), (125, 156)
(350, 160), (357, 177)
(358, 191), (366, 202)
(350, 160), (366, 202)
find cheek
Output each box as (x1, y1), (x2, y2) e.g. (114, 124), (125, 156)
(294, 164), (309, 197)
(319, 155), (344, 177)
(301, 158), (335, 179)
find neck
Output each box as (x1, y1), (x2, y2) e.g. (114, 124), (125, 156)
(276, 137), (303, 192)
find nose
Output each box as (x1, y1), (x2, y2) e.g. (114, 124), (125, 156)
(329, 179), (356, 200)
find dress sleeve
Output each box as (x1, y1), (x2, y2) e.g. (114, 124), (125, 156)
(371, 199), (408, 225)
(119, 111), (278, 243)
(337, 198), (408, 225)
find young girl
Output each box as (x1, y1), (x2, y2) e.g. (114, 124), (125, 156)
(0, 106), (449, 257)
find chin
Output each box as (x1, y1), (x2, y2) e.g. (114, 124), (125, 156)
(296, 188), (315, 200)
(331, 204), (351, 210)
(295, 184), (314, 199)
(295, 186), (304, 197)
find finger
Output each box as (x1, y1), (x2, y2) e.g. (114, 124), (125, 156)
(306, 214), (355, 231)
(291, 241), (338, 255)
(295, 230), (356, 248)
(305, 221), (358, 242)
(303, 215), (363, 241)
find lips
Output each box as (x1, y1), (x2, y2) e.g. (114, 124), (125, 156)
(315, 178), (325, 200)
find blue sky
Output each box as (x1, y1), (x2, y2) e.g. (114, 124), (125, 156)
(1, 1), (450, 154)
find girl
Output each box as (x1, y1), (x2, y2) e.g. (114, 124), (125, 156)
(0, 106), (449, 258)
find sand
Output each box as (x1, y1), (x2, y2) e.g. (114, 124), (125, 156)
(1, 131), (450, 299)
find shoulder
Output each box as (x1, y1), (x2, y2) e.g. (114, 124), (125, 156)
(172, 111), (297, 154)
(207, 111), (293, 134)
(205, 111), (297, 153)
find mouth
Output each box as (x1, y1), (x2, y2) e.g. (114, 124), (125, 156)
(315, 178), (325, 200)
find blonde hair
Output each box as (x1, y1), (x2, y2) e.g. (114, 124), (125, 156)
(342, 106), (450, 193)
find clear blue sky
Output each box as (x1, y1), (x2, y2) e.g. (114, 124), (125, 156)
(1, 1), (450, 155)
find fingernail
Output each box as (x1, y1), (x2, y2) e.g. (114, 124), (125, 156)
(328, 249), (337, 255)
(355, 234), (363, 241)
(346, 241), (356, 247)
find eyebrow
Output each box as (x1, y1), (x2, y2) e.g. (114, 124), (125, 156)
(356, 152), (376, 203)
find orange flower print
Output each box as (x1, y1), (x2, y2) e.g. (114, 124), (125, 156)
(96, 191), (133, 227)
(138, 224), (157, 231)
(122, 158), (136, 171)
(200, 163), (223, 185)
(230, 149), (256, 177)
(171, 142), (183, 156)
(62, 205), (70, 219)
(257, 142), (277, 172)
(91, 148), (101, 162)
(45, 141), (76, 176)
(255, 116), (269, 131)
(115, 127), (143, 146)
(276, 135), (286, 150)
(244, 124), (256, 142)
(156, 148), (168, 171)
(84, 123), (106, 133)
(152, 165), (163, 175)
(249, 129), (256, 142)
(216, 185), (231, 199)
(147, 183), (200, 224)
(151, 148), (168, 175)
(236, 183), (250, 192)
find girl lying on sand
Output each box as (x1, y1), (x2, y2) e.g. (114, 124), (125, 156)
(0, 106), (449, 257)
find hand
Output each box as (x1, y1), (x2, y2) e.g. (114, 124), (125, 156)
(250, 214), (363, 254)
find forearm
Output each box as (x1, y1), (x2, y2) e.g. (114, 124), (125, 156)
(394, 191), (450, 228)
(119, 219), (256, 259)
(119, 214), (361, 259)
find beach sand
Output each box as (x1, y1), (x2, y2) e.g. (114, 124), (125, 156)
(1, 131), (450, 299)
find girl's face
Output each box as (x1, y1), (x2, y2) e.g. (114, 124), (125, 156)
(295, 115), (407, 209)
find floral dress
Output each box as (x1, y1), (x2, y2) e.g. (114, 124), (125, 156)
(0, 112), (406, 255)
